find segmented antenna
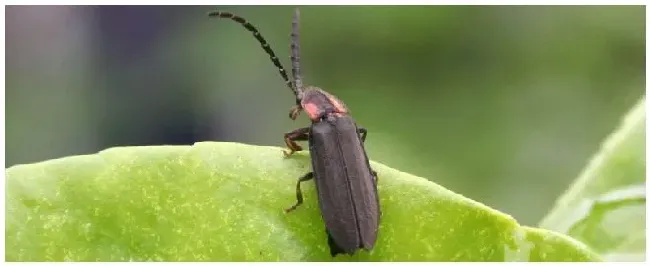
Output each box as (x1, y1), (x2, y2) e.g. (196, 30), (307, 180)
(290, 8), (303, 94)
(208, 10), (301, 98)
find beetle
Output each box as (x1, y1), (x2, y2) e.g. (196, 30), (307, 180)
(208, 7), (380, 257)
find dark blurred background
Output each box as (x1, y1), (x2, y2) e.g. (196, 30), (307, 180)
(5, 5), (645, 226)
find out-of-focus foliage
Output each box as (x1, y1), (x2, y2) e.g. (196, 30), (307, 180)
(6, 143), (600, 262)
(6, 5), (644, 226)
(540, 97), (646, 262)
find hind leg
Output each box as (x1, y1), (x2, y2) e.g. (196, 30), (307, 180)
(372, 169), (378, 183)
(371, 169), (382, 219)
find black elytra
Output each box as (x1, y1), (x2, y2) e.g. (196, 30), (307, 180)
(208, 8), (380, 257)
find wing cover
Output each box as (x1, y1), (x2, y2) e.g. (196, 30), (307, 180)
(309, 115), (380, 254)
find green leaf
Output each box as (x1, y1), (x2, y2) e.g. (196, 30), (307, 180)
(6, 142), (599, 262)
(539, 96), (646, 261)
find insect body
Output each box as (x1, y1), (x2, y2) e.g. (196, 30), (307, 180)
(208, 8), (380, 257)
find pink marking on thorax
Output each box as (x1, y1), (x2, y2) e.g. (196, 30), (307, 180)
(303, 103), (321, 121)
(327, 95), (348, 114)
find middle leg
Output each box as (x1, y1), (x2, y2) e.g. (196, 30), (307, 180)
(284, 172), (315, 213)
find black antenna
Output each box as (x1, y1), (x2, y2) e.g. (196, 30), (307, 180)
(208, 10), (301, 98)
(290, 8), (303, 97)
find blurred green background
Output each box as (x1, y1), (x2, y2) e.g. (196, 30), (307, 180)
(5, 5), (645, 226)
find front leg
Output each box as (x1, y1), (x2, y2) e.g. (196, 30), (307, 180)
(284, 127), (310, 157)
(358, 127), (368, 142)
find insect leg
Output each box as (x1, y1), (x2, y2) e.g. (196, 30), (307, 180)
(284, 172), (314, 213)
(358, 127), (368, 142)
(370, 169), (382, 219)
(283, 126), (309, 157)
(372, 169), (378, 183)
